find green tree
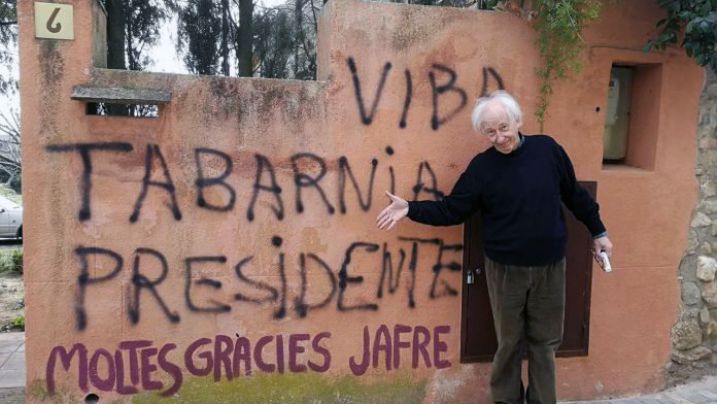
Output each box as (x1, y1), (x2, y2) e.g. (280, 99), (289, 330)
(253, 6), (294, 78)
(0, 0), (17, 96)
(104, 0), (175, 71)
(646, 0), (717, 72)
(0, 111), (20, 192)
(178, 0), (222, 75)
(100, 0), (175, 116)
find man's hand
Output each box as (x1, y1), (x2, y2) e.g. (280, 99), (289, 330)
(377, 191), (409, 230)
(592, 235), (613, 266)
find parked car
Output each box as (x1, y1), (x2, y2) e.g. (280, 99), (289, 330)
(0, 196), (22, 239)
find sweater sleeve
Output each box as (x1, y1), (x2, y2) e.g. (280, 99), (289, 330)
(556, 143), (607, 237)
(407, 161), (481, 226)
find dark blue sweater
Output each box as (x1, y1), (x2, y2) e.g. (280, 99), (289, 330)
(407, 134), (606, 266)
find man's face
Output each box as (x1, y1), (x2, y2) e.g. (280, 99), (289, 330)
(479, 104), (521, 154)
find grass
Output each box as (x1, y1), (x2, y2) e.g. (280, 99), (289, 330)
(0, 248), (22, 274)
(12, 315), (24, 330)
(132, 373), (426, 404)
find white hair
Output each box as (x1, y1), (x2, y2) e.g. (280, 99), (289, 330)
(471, 90), (523, 132)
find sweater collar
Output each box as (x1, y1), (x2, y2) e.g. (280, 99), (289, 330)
(491, 132), (525, 156)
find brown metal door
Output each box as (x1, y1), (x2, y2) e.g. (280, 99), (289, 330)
(460, 181), (596, 362)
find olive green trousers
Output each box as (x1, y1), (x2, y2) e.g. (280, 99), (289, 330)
(485, 256), (566, 404)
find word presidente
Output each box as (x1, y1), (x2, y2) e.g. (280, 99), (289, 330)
(73, 236), (462, 330)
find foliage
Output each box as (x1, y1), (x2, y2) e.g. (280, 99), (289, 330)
(12, 315), (24, 330)
(174, 0), (322, 80)
(0, 111), (21, 192)
(0, 0), (17, 96)
(531, 0), (601, 128)
(178, 0), (223, 75)
(124, 0), (174, 71)
(0, 248), (22, 274)
(253, 7), (295, 78)
(646, 0), (717, 72)
(98, 0), (175, 70)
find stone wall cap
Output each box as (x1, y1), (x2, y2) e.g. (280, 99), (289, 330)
(71, 86), (172, 104)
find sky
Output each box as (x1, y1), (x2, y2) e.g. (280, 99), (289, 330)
(0, 0), (285, 119)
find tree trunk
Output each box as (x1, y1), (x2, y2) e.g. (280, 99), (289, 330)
(106, 0), (126, 70)
(294, 0), (303, 78)
(104, 0), (129, 115)
(237, 0), (253, 77)
(221, 0), (230, 75)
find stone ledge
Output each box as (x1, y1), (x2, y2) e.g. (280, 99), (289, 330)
(71, 86), (172, 104)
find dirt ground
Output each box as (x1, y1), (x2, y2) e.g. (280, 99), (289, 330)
(0, 388), (24, 404)
(0, 271), (23, 332)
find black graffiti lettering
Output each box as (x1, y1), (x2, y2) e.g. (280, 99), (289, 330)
(74, 246), (124, 331)
(290, 153), (335, 215)
(194, 148), (236, 212)
(429, 64), (467, 131)
(429, 243), (462, 299)
(338, 242), (380, 312)
(412, 161), (444, 201)
(45, 142), (133, 222)
(130, 144), (182, 223)
(385, 146), (396, 195)
(479, 67), (505, 97)
(338, 157), (378, 214)
(377, 243), (407, 298)
(233, 256), (279, 304)
(399, 70), (413, 129)
(396, 238), (427, 309)
(129, 248), (180, 325)
(348, 57), (392, 125)
(184, 256), (231, 313)
(273, 236), (288, 319)
(294, 253), (337, 318)
(247, 154), (284, 222)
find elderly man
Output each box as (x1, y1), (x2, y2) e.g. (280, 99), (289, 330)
(377, 90), (613, 404)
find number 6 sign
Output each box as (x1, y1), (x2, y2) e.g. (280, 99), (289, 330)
(34, 2), (74, 40)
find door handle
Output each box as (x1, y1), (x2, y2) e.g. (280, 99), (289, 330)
(466, 267), (481, 285)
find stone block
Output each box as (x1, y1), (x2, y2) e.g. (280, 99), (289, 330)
(700, 307), (711, 325)
(683, 282), (702, 305)
(671, 346), (712, 364)
(691, 212), (712, 227)
(699, 137), (717, 149)
(702, 200), (717, 214)
(703, 181), (717, 197)
(697, 256), (717, 281)
(705, 321), (717, 337)
(672, 320), (703, 350)
(703, 281), (717, 308)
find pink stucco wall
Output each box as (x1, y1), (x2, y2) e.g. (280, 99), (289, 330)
(19, 0), (704, 402)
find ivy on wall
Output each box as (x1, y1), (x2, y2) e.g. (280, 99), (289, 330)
(646, 0), (717, 73)
(529, 0), (601, 129)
